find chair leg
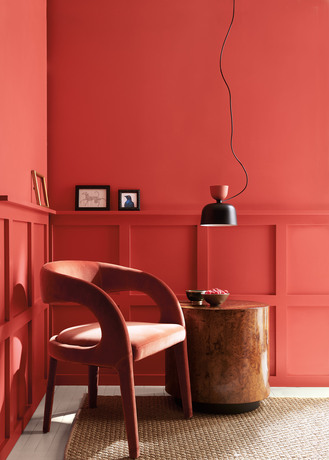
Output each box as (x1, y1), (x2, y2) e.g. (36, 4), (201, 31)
(43, 357), (57, 433)
(88, 365), (99, 408)
(173, 340), (193, 419)
(117, 356), (139, 459)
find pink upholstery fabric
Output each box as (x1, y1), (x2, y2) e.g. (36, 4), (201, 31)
(127, 322), (186, 361)
(55, 323), (100, 346)
(55, 321), (186, 361)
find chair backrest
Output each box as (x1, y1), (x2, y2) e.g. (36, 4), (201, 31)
(44, 260), (101, 283)
(40, 261), (101, 303)
(41, 260), (185, 326)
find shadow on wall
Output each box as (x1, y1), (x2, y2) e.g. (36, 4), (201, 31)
(11, 284), (29, 422)
(11, 283), (29, 318)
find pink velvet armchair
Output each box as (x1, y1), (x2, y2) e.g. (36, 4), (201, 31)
(40, 260), (192, 459)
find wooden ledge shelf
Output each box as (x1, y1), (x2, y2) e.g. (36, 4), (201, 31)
(54, 209), (329, 217)
(55, 210), (199, 216)
(0, 195), (56, 214)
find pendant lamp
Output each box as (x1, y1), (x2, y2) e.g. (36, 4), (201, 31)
(200, 0), (248, 226)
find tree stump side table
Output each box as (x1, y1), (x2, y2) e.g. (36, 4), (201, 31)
(165, 300), (270, 413)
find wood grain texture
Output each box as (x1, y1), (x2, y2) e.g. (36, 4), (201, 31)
(166, 300), (270, 406)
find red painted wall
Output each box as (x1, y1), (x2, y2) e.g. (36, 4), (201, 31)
(47, 0), (329, 212)
(47, 0), (329, 387)
(0, 1), (48, 458)
(4, 1), (328, 456)
(0, 0), (47, 203)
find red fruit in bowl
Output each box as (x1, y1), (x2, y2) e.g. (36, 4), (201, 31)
(205, 288), (230, 295)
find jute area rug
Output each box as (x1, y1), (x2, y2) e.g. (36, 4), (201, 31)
(65, 395), (329, 459)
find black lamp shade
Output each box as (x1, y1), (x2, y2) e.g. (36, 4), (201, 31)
(200, 201), (237, 226)
(199, 0), (248, 227)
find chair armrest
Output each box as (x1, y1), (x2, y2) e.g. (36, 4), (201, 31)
(40, 265), (131, 363)
(99, 263), (185, 325)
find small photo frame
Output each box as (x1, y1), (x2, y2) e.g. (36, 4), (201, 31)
(75, 185), (110, 210)
(31, 170), (49, 207)
(118, 189), (140, 211)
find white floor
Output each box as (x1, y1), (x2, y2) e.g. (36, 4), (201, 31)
(7, 386), (329, 460)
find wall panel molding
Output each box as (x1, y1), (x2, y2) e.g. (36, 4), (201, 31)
(50, 210), (329, 387)
(0, 201), (51, 460)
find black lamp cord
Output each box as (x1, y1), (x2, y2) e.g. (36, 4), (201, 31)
(219, 0), (248, 202)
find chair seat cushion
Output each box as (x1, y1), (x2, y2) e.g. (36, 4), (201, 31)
(55, 321), (185, 361)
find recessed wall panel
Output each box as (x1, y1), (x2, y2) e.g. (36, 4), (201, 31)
(287, 306), (329, 375)
(11, 221), (29, 317)
(53, 225), (119, 263)
(269, 305), (276, 376)
(51, 305), (97, 335)
(33, 223), (46, 301)
(55, 361), (87, 375)
(0, 341), (5, 446)
(130, 305), (161, 323)
(208, 225), (276, 294)
(11, 325), (29, 425)
(131, 226), (197, 294)
(134, 352), (165, 376)
(32, 311), (45, 384)
(287, 225), (329, 294)
(55, 361), (117, 376)
(0, 219), (5, 324)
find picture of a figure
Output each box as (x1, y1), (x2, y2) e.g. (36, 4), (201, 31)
(118, 190), (140, 211)
(124, 195), (135, 208)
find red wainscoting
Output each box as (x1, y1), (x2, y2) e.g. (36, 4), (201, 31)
(50, 210), (329, 388)
(0, 199), (52, 460)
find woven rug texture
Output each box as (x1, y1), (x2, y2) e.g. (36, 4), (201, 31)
(64, 395), (329, 460)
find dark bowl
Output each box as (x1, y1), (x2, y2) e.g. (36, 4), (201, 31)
(186, 290), (206, 304)
(203, 293), (229, 306)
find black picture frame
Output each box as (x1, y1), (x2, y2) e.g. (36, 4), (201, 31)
(118, 189), (140, 211)
(75, 185), (110, 210)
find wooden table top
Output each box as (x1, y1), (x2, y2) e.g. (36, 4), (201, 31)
(180, 299), (268, 311)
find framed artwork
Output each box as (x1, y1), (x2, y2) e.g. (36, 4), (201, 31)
(31, 170), (49, 207)
(118, 189), (140, 211)
(75, 185), (110, 210)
